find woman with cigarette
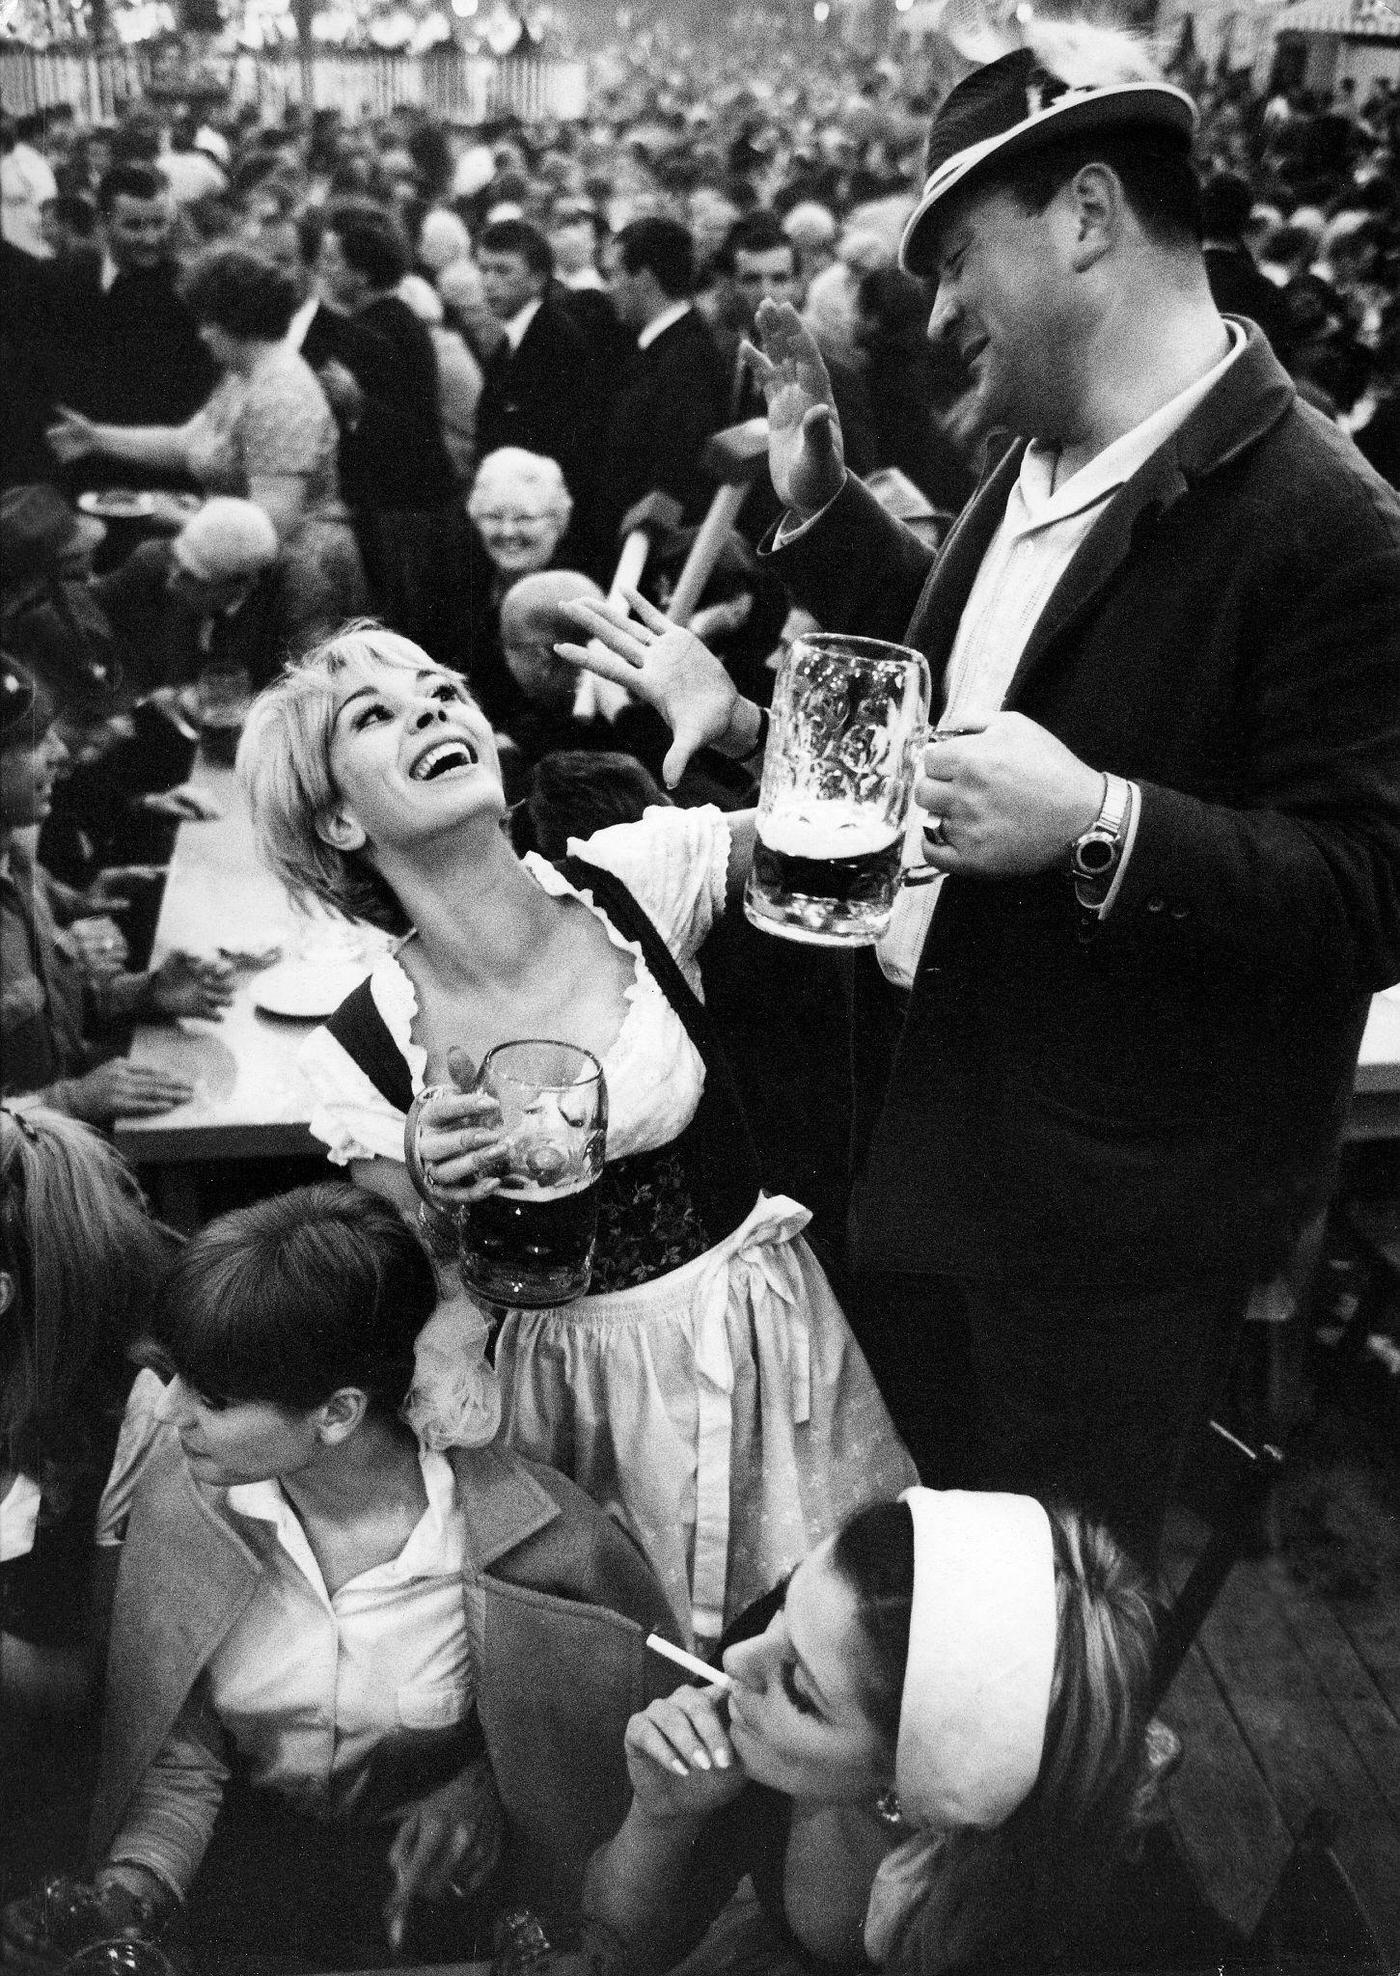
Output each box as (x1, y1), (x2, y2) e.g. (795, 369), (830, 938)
(46, 1184), (675, 1969)
(241, 625), (915, 1648)
(588, 1491), (1157, 1975)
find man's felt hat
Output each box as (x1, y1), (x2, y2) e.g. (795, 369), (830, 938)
(901, 47), (1197, 277)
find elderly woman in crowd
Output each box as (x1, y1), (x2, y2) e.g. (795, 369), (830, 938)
(21, 1184), (674, 1968)
(463, 447), (576, 732)
(239, 624), (915, 1648)
(586, 1490), (1157, 1975)
(46, 245), (367, 657)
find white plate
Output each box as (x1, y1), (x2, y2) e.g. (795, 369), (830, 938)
(252, 959), (369, 1020)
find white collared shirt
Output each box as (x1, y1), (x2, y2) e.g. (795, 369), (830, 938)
(637, 298), (693, 352)
(285, 292), (320, 352)
(502, 295), (543, 352)
(100, 249), (120, 294)
(110, 1446), (474, 1896)
(877, 321), (1247, 989)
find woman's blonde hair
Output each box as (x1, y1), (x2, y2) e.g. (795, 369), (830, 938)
(237, 620), (453, 933)
(0, 1106), (171, 1489)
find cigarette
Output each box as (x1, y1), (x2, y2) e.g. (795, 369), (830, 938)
(646, 1633), (734, 1690)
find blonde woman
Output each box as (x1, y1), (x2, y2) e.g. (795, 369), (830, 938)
(239, 624), (916, 1646)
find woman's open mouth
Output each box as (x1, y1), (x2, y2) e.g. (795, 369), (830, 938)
(410, 739), (479, 782)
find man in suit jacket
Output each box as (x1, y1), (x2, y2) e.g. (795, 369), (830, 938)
(46, 162), (216, 491)
(577, 47), (1400, 1566)
(596, 216), (729, 565)
(312, 199), (475, 662)
(474, 218), (601, 542)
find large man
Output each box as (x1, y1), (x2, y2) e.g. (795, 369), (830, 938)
(569, 44), (1400, 1566)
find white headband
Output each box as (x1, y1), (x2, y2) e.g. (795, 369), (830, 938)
(897, 1487), (1057, 1830)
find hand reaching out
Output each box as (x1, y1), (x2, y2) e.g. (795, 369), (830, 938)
(145, 950), (235, 1020)
(384, 1757), (504, 1954)
(740, 300), (846, 518)
(554, 588), (741, 788)
(46, 405), (103, 464)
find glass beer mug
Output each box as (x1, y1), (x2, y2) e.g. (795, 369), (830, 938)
(745, 633), (931, 946)
(407, 1040), (608, 1308)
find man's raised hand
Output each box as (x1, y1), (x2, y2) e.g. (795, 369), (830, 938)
(739, 300), (845, 519)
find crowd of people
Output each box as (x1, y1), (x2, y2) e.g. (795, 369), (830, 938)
(3, 11), (1400, 1976)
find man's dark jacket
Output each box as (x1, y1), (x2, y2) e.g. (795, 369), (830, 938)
(597, 307), (729, 546)
(475, 293), (600, 511)
(770, 325), (1400, 1295)
(46, 252), (216, 483)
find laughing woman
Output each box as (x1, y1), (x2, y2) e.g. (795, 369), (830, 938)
(239, 624), (915, 1647)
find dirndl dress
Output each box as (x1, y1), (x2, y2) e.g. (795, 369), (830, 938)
(300, 806), (916, 1643)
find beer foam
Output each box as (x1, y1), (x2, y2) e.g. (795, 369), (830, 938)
(758, 802), (902, 861)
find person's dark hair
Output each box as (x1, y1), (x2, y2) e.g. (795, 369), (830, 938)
(325, 196), (411, 289)
(96, 160), (168, 216)
(478, 216), (554, 281)
(516, 749), (669, 860)
(293, 203), (325, 271)
(406, 121), (452, 202)
(615, 216), (695, 298)
(1198, 168), (1254, 241)
(109, 115), (162, 168)
(1, 1107), (172, 1487)
(183, 246), (299, 341)
(982, 131), (1201, 250)
(856, 265), (934, 348)
(143, 1184), (435, 1416)
(724, 207), (797, 270)
(829, 1498), (915, 1746)
(53, 190), (98, 240)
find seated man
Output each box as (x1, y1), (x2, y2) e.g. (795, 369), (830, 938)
(0, 655), (231, 1125)
(8, 1185), (680, 1968)
(499, 570), (753, 813)
(94, 496), (281, 693)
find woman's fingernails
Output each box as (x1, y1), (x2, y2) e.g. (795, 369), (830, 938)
(671, 1758), (689, 1776)
(714, 1749), (732, 1769)
(690, 1749), (712, 1771)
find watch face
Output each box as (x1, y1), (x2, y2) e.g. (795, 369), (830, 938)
(1074, 834), (1118, 877)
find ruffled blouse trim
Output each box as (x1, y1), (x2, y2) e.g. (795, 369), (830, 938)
(356, 858), (705, 1160)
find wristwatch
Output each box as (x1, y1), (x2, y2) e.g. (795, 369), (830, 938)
(1070, 774), (1132, 900)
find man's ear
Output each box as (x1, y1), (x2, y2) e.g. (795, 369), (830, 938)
(1064, 162), (1121, 272)
(315, 807), (368, 852)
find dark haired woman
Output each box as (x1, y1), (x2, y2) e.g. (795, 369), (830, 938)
(586, 1490), (1157, 1975)
(57, 1183), (674, 1969)
(47, 246), (366, 654)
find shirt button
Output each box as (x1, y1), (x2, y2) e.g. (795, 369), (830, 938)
(1146, 895), (1166, 913)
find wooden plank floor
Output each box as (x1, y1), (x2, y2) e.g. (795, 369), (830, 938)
(1158, 1501), (1400, 1966)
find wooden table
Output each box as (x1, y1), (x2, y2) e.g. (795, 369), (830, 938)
(113, 760), (379, 1221)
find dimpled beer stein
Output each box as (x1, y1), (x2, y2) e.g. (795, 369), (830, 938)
(407, 1040), (608, 1308)
(745, 633), (931, 946)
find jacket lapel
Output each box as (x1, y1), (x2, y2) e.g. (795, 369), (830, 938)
(911, 441), (1024, 695)
(451, 1442), (561, 1570)
(1003, 323), (1297, 709)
